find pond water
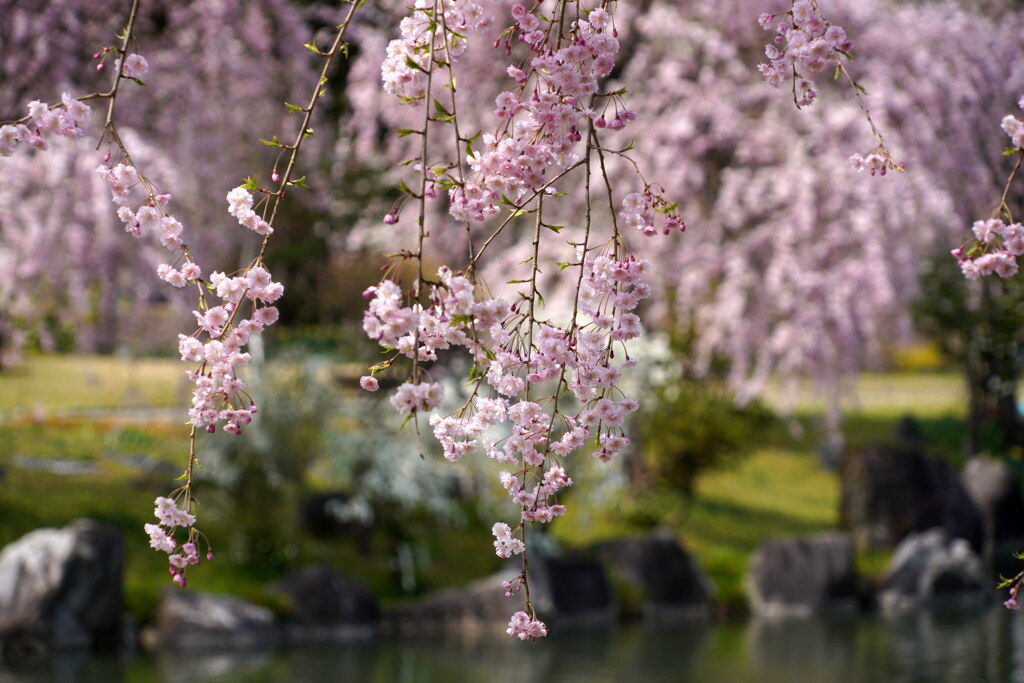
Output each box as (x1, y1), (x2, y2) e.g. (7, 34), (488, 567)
(3, 606), (1023, 682)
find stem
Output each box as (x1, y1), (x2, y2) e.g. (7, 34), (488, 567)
(992, 149), (1024, 222)
(102, 0), (142, 132)
(255, 1), (361, 265)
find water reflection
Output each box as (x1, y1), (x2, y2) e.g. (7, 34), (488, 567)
(2, 608), (1020, 683)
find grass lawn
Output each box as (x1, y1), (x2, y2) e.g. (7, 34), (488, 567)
(0, 354), (972, 617)
(0, 354), (186, 414)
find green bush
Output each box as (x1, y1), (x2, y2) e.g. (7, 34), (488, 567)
(635, 380), (774, 498)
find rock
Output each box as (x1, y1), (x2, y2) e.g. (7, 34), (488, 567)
(0, 519), (123, 655)
(592, 531), (714, 620)
(877, 528), (992, 613)
(962, 457), (1024, 543)
(144, 589), (278, 650)
(384, 551), (615, 634)
(383, 569), (518, 635)
(840, 445), (982, 550)
(266, 565), (377, 642)
(746, 532), (858, 618)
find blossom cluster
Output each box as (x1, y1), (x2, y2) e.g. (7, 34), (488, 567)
(143, 496), (210, 586)
(953, 218), (1023, 279)
(506, 610), (548, 640)
(96, 154), (283, 433)
(381, 0), (490, 100)
(370, 0), (678, 638)
(1003, 97), (1024, 149)
(0, 92), (91, 155)
(450, 8), (625, 222)
(954, 95), (1024, 280)
(848, 152), (903, 176)
(757, 2), (853, 108)
(619, 191), (685, 237)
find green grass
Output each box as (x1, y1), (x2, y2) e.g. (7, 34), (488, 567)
(762, 372), (965, 417)
(0, 354), (186, 413)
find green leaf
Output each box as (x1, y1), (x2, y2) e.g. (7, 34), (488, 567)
(260, 135), (283, 147)
(433, 100), (454, 123)
(545, 224), (564, 233)
(131, 77), (148, 87)
(284, 102), (303, 113)
(241, 176), (260, 191)
(834, 66), (841, 81)
(303, 41), (321, 54)
(397, 128), (418, 137)
(290, 176), (312, 190)
(556, 262), (573, 271)
(398, 179), (414, 196)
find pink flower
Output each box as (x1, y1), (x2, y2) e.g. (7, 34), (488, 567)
(360, 375), (379, 391)
(144, 523), (175, 553)
(122, 54), (149, 79)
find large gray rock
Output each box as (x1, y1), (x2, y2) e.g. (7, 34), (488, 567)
(0, 519), (123, 655)
(384, 552), (615, 634)
(592, 531), (714, 620)
(746, 533), (858, 618)
(878, 528), (992, 613)
(840, 445), (982, 550)
(144, 589), (278, 650)
(266, 564), (377, 642)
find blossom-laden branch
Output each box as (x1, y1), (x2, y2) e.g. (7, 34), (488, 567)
(953, 95), (1024, 280)
(1, 0), (362, 587)
(757, 0), (902, 173)
(363, 0), (681, 639)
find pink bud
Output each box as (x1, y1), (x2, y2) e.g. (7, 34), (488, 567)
(207, 550), (215, 562)
(205, 424), (216, 433)
(383, 212), (398, 225)
(594, 117), (606, 129)
(272, 170), (280, 183)
(103, 152), (111, 163)
(96, 63), (104, 71)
